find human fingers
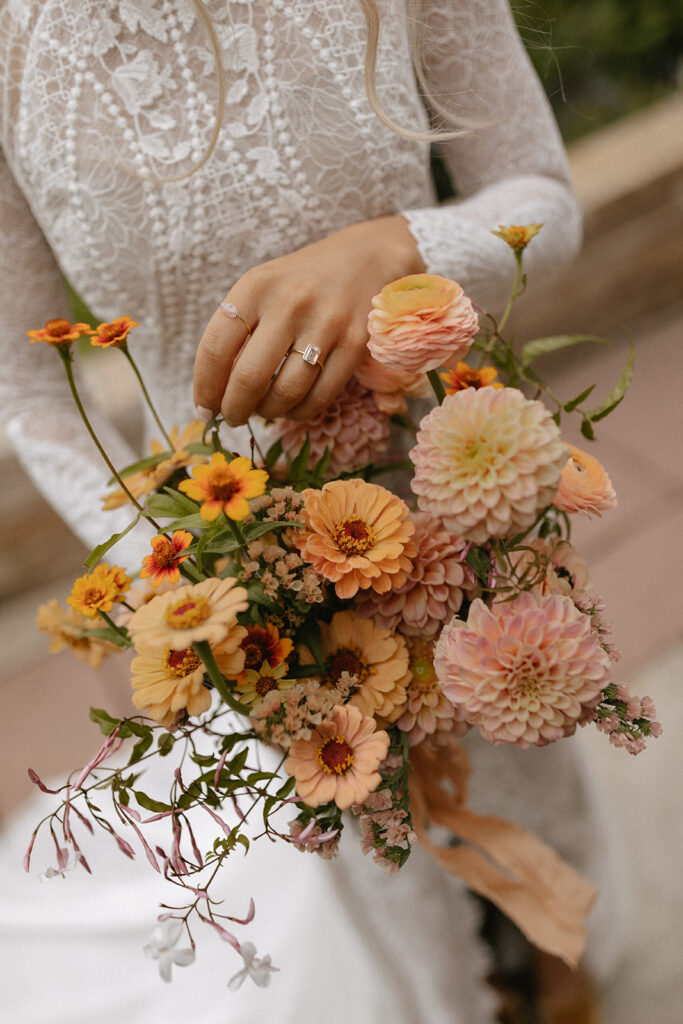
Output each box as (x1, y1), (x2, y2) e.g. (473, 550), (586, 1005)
(220, 315), (296, 426)
(275, 328), (368, 423)
(254, 335), (334, 422)
(193, 284), (260, 420)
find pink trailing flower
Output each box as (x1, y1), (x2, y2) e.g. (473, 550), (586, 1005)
(553, 443), (617, 517)
(410, 388), (567, 543)
(353, 355), (430, 415)
(367, 274), (479, 372)
(356, 512), (477, 636)
(434, 591), (612, 748)
(276, 377), (390, 475)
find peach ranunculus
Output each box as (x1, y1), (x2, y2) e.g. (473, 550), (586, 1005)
(27, 318), (91, 347)
(367, 274), (479, 373)
(353, 355), (430, 415)
(294, 478), (416, 600)
(552, 443), (617, 518)
(434, 591), (612, 748)
(284, 703), (390, 810)
(86, 316), (139, 349)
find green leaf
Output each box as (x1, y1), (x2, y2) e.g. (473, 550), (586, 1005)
(79, 626), (130, 648)
(246, 770), (277, 785)
(584, 343), (635, 422)
(520, 334), (607, 367)
(311, 446), (331, 483)
(580, 417), (596, 441)
(264, 437), (283, 471)
(228, 748), (249, 775)
(129, 733), (153, 764)
(85, 514), (142, 569)
(289, 434), (311, 482)
(242, 520), (301, 541)
(165, 513), (207, 531)
(297, 617), (325, 673)
(195, 521), (220, 575)
(107, 452), (170, 484)
(191, 752), (218, 767)
(275, 777), (296, 800)
(157, 733), (175, 756)
(563, 384), (597, 413)
(125, 720), (151, 738)
(144, 491), (196, 519)
(89, 707), (121, 736)
(133, 790), (171, 813)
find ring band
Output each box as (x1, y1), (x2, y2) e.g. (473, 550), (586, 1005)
(289, 344), (325, 371)
(219, 301), (253, 336)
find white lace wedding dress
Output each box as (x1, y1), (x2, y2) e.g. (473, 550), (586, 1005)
(0, 2), (627, 1022)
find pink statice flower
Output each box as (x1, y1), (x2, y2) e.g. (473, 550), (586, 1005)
(288, 819), (340, 860)
(353, 355), (430, 415)
(434, 591), (612, 748)
(276, 377), (390, 475)
(410, 388), (567, 543)
(367, 274), (478, 372)
(355, 512), (477, 637)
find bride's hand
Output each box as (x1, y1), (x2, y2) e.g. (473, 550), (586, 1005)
(193, 215), (425, 426)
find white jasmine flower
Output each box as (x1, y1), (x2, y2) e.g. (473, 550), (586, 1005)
(227, 942), (279, 991)
(143, 918), (195, 982)
(39, 848), (82, 881)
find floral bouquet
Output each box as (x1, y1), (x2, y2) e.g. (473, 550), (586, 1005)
(27, 225), (660, 988)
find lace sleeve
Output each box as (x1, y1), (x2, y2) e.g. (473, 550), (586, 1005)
(0, 148), (151, 569)
(402, 0), (582, 310)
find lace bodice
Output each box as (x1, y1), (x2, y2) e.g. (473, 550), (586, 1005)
(0, 0), (581, 562)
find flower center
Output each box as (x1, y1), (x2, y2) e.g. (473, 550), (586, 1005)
(47, 318), (71, 337)
(332, 515), (375, 556)
(255, 675), (278, 698)
(242, 628), (273, 669)
(164, 596), (211, 630)
(164, 646), (201, 678)
(315, 735), (355, 775)
(152, 540), (179, 569)
(326, 647), (368, 690)
(82, 586), (106, 607)
(410, 654), (437, 692)
(209, 466), (240, 502)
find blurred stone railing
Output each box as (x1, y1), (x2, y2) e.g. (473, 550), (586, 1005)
(1, 91), (682, 603)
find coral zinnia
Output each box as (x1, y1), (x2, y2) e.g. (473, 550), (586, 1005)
(67, 563), (131, 619)
(294, 478), (416, 599)
(439, 362), (503, 395)
(552, 443), (617, 518)
(367, 274), (478, 373)
(284, 703), (389, 810)
(127, 577), (248, 650)
(27, 318), (91, 346)
(178, 453), (268, 522)
(86, 316), (139, 349)
(276, 378), (391, 475)
(410, 388), (567, 543)
(434, 591), (612, 748)
(140, 531), (193, 586)
(355, 512), (476, 637)
(304, 610), (410, 722)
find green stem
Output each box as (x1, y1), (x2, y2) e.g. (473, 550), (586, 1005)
(195, 641), (253, 716)
(426, 369), (447, 406)
(121, 346), (175, 450)
(226, 519), (247, 548)
(97, 609), (132, 647)
(497, 250), (524, 335)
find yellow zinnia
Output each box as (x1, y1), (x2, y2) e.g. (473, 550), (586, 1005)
(67, 563), (131, 619)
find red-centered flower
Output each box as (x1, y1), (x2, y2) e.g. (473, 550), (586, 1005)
(439, 362), (503, 395)
(178, 453), (268, 522)
(236, 623), (293, 683)
(86, 316), (139, 349)
(27, 318), (91, 347)
(140, 530), (193, 587)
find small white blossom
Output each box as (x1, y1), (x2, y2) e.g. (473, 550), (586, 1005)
(39, 848), (82, 882)
(227, 942), (279, 991)
(143, 918), (195, 983)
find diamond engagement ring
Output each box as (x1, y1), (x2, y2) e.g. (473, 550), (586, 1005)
(289, 344), (325, 371)
(219, 300), (253, 336)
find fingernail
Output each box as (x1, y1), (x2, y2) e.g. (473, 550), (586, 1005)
(196, 405), (215, 422)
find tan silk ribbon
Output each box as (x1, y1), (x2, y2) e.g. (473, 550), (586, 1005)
(410, 741), (596, 968)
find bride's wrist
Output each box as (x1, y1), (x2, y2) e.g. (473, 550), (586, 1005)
(339, 215), (426, 280)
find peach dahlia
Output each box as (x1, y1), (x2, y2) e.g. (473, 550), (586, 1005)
(410, 387), (567, 543)
(294, 478), (416, 599)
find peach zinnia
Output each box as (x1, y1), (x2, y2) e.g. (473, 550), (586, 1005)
(67, 563), (131, 619)
(140, 531), (193, 586)
(284, 704), (389, 810)
(410, 388), (567, 543)
(127, 577), (248, 650)
(131, 644), (212, 728)
(434, 591), (612, 748)
(294, 478), (416, 599)
(27, 318), (91, 346)
(86, 316), (139, 349)
(310, 610), (410, 722)
(552, 443), (617, 518)
(178, 453), (268, 522)
(367, 274), (478, 373)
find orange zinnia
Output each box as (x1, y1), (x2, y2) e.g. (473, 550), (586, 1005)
(86, 316), (139, 349)
(140, 530), (193, 586)
(236, 623), (293, 683)
(27, 318), (91, 347)
(67, 563), (131, 619)
(294, 479), (416, 600)
(439, 362), (503, 395)
(178, 453), (268, 522)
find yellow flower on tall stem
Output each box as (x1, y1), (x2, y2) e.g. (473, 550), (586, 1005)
(67, 563), (131, 619)
(491, 223), (543, 251)
(140, 531), (194, 586)
(179, 453), (268, 522)
(27, 318), (91, 347)
(86, 316), (139, 349)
